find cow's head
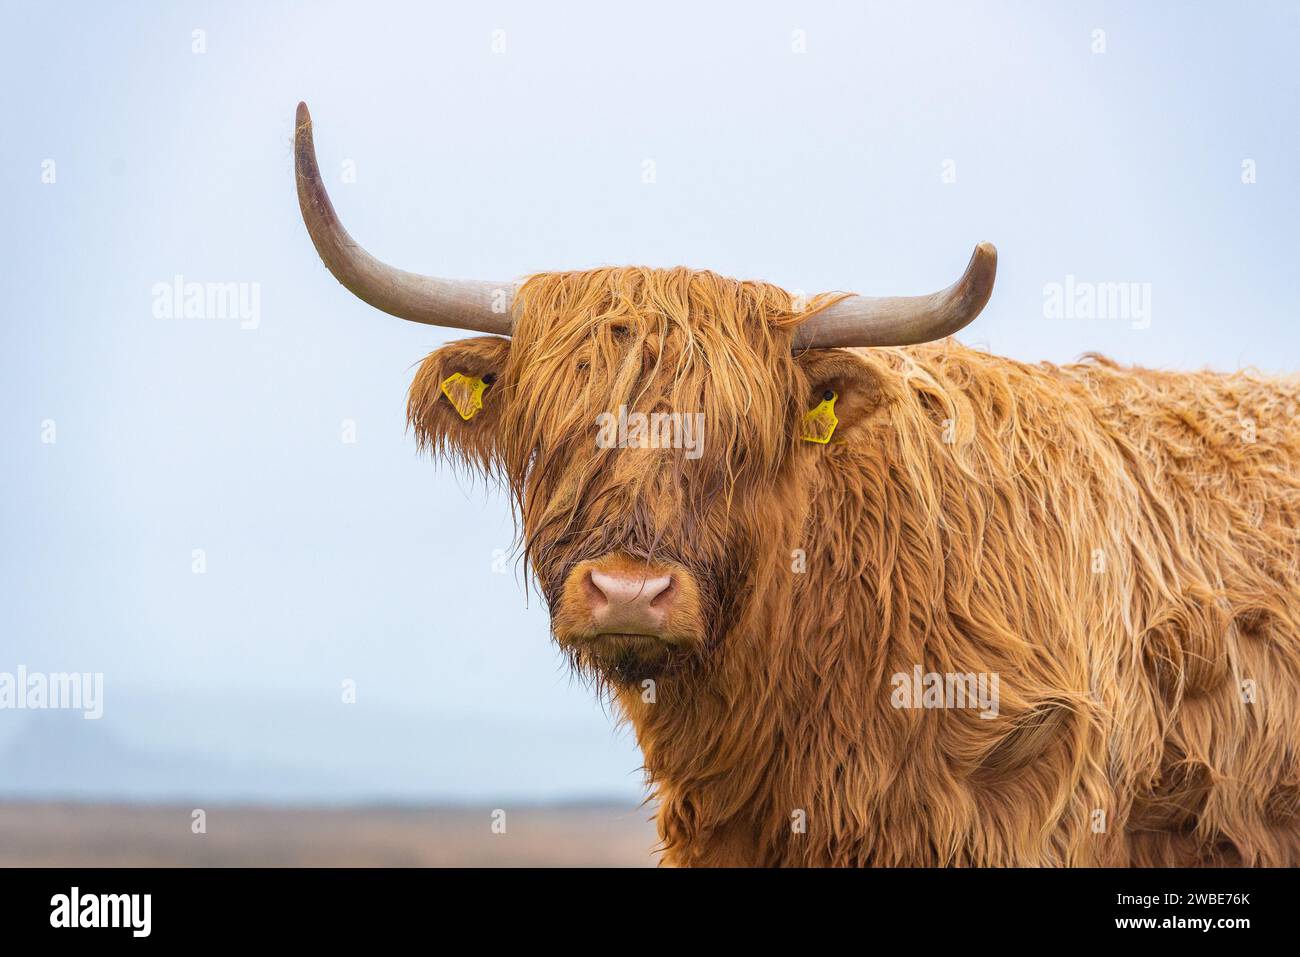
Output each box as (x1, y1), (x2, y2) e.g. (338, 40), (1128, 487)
(294, 103), (995, 686)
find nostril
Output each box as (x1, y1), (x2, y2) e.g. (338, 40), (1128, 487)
(584, 571), (610, 609)
(647, 576), (675, 607)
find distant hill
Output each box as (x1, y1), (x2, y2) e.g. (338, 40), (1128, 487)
(0, 708), (345, 802)
(0, 691), (644, 805)
(0, 800), (659, 866)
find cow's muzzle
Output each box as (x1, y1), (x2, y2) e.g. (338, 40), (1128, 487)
(551, 553), (706, 681)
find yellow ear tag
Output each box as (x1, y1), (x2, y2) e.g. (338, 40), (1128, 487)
(801, 390), (839, 444)
(440, 372), (490, 421)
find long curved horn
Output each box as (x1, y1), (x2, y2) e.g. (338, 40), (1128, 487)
(294, 102), (511, 335)
(793, 243), (997, 349)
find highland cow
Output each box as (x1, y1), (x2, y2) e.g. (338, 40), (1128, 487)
(294, 103), (1300, 866)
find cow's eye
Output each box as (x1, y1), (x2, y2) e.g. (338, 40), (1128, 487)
(610, 324), (633, 342)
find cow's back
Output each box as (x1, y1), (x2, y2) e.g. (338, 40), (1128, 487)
(1055, 356), (1300, 864)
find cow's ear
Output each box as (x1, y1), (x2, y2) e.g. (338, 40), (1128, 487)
(408, 336), (512, 470)
(794, 350), (886, 445)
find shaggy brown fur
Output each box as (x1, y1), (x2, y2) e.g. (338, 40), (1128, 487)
(409, 266), (1300, 866)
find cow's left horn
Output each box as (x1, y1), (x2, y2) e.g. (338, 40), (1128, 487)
(792, 243), (997, 349)
(294, 102), (512, 335)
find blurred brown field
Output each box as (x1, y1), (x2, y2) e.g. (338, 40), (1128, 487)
(0, 801), (660, 867)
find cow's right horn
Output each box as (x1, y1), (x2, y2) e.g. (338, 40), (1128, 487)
(792, 243), (997, 349)
(294, 102), (512, 336)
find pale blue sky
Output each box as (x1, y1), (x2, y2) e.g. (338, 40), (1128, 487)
(2, 0), (1298, 801)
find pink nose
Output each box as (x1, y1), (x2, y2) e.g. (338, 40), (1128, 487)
(586, 570), (675, 634)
